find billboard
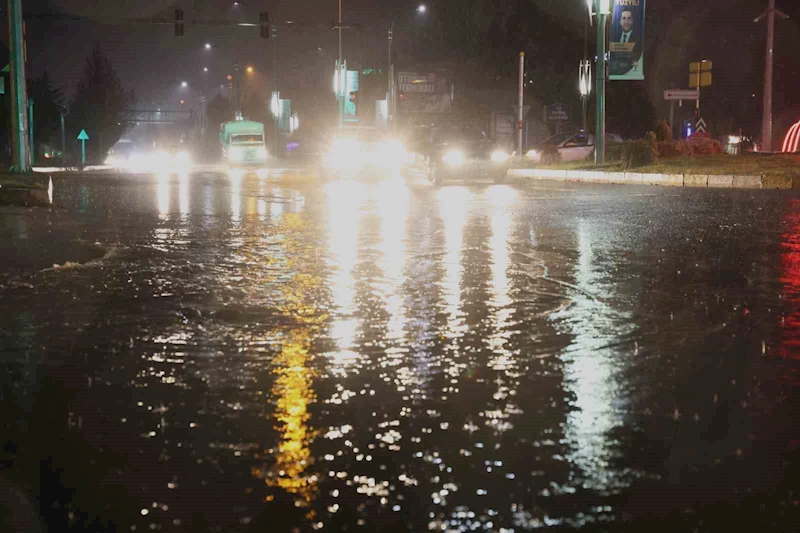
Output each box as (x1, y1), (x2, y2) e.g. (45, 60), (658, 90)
(396, 71), (452, 114)
(609, 0), (646, 81)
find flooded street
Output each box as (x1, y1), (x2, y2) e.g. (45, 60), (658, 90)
(1, 171), (798, 532)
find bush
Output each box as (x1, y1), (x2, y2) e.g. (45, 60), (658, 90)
(540, 144), (562, 165)
(607, 140), (657, 168)
(687, 138), (724, 155)
(655, 120), (672, 142)
(655, 140), (691, 158)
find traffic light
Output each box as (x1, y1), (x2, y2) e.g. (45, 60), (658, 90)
(259, 12), (270, 39)
(174, 9), (184, 37)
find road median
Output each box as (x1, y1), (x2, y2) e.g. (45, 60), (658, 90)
(0, 173), (53, 206)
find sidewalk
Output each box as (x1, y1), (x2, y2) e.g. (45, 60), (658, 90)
(508, 168), (795, 189)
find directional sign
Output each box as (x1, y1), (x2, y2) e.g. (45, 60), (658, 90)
(696, 117), (708, 134)
(664, 89), (699, 101)
(689, 61), (712, 73)
(689, 72), (712, 88)
(77, 129), (89, 167)
(511, 104), (532, 118)
(544, 103), (571, 125)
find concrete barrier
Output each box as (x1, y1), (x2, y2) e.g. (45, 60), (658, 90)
(683, 174), (709, 187)
(731, 175), (762, 189)
(508, 168), (788, 191)
(708, 175), (734, 188)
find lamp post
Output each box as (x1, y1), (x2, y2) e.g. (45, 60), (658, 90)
(388, 4), (427, 130)
(579, 60), (592, 132)
(589, 0), (610, 164)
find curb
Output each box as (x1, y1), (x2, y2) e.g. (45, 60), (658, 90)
(507, 169), (790, 190)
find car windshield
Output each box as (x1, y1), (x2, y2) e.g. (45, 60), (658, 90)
(541, 133), (573, 146)
(433, 126), (486, 144)
(231, 134), (264, 144)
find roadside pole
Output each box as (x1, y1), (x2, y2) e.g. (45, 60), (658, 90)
(272, 25), (278, 157)
(594, 0), (607, 165)
(60, 111), (66, 167)
(517, 52), (524, 156)
(8, 0), (30, 172)
(28, 98), (34, 164)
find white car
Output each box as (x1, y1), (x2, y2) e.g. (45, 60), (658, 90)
(525, 131), (622, 163)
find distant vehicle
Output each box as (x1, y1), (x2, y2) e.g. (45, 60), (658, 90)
(405, 124), (511, 185)
(319, 126), (407, 179)
(152, 141), (192, 172)
(220, 121), (268, 167)
(525, 131), (623, 163)
(105, 140), (138, 169)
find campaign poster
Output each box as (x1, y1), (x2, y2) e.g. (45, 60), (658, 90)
(396, 71), (452, 114)
(609, 0), (646, 81)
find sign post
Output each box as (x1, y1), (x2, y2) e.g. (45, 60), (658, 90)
(517, 52), (524, 156)
(544, 103), (571, 133)
(77, 129), (89, 168)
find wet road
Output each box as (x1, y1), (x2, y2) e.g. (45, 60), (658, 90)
(1, 170), (799, 532)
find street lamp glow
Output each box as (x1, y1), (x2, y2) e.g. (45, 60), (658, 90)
(246, 66), (254, 74)
(417, 4), (426, 13)
(204, 43), (212, 50)
(181, 81), (188, 88)
(203, 67), (208, 72)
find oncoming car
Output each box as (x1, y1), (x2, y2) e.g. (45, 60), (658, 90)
(319, 126), (407, 179)
(405, 125), (511, 185)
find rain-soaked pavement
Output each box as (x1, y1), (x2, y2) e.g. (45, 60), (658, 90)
(1, 169), (798, 532)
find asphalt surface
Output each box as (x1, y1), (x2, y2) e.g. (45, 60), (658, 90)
(1, 168), (799, 532)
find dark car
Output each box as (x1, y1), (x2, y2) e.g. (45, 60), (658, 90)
(405, 124), (512, 185)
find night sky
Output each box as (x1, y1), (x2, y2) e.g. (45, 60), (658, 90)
(3, 0), (800, 137)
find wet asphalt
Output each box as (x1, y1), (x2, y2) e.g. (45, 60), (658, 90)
(0, 169), (798, 532)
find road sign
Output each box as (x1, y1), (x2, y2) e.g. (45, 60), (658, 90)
(77, 129), (89, 167)
(544, 103), (571, 125)
(696, 117), (708, 134)
(512, 104), (531, 118)
(664, 89), (699, 101)
(689, 61), (712, 73)
(689, 72), (712, 88)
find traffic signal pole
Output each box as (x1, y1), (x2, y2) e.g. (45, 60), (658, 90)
(8, 0), (30, 172)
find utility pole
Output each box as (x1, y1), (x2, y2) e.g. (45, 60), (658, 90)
(755, 0), (788, 152)
(272, 24), (278, 157)
(7, 0), (30, 172)
(594, 0), (608, 165)
(517, 52), (524, 156)
(28, 98), (34, 164)
(338, 0), (344, 129)
(60, 109), (67, 168)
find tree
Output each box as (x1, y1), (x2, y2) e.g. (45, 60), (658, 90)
(69, 47), (130, 162)
(28, 72), (66, 158)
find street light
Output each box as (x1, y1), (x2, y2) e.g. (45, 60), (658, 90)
(203, 67), (209, 72)
(388, 4), (428, 129)
(246, 66), (254, 74)
(579, 60), (592, 131)
(205, 43), (212, 50)
(181, 81), (188, 88)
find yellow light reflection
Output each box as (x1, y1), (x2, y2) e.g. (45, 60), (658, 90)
(253, 212), (324, 512)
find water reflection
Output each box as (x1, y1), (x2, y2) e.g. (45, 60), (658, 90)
(230, 174), (242, 223)
(178, 173), (190, 218)
(376, 180), (410, 342)
(438, 187), (472, 340)
(156, 173), (169, 220)
(324, 181), (367, 372)
(556, 219), (631, 494)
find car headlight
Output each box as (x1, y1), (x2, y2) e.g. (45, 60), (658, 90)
(380, 140), (407, 161)
(525, 149), (539, 159)
(176, 151), (191, 165)
(327, 139), (363, 166)
(491, 150), (510, 163)
(442, 149), (464, 167)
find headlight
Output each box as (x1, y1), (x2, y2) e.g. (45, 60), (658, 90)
(491, 150), (510, 163)
(380, 140), (407, 160)
(442, 149), (464, 167)
(176, 151), (191, 165)
(327, 139), (363, 166)
(525, 149), (539, 159)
